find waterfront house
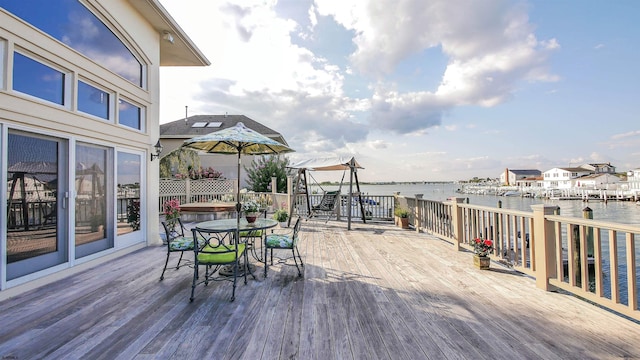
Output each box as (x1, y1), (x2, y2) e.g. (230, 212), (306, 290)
(574, 173), (621, 189)
(542, 167), (592, 189)
(628, 169), (640, 195)
(514, 176), (544, 188)
(0, 1), (209, 297)
(580, 162), (616, 174)
(500, 168), (541, 185)
(159, 114), (288, 187)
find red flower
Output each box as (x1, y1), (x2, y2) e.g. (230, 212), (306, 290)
(483, 239), (493, 247)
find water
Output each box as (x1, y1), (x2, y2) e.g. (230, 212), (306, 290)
(310, 182), (640, 225)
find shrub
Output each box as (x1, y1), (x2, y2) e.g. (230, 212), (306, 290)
(244, 155), (291, 192)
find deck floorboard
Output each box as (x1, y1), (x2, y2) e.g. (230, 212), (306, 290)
(1, 219), (639, 359)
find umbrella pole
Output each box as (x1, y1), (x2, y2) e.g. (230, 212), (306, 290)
(236, 150), (241, 245)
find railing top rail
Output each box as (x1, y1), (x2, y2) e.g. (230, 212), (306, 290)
(455, 202), (534, 218)
(546, 214), (640, 233)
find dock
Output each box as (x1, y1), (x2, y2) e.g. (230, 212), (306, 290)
(1, 220), (639, 359)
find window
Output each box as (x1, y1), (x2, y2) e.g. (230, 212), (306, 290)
(0, 0), (143, 87)
(206, 122), (222, 128)
(191, 122), (207, 128)
(118, 99), (143, 131)
(0, 39), (5, 90)
(13, 52), (65, 105)
(78, 80), (110, 119)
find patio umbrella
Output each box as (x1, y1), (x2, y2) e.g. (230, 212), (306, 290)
(182, 122), (294, 243)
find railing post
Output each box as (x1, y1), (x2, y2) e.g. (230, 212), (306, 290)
(451, 197), (464, 251)
(583, 207), (594, 256)
(415, 194), (423, 232)
(185, 178), (191, 203)
(286, 176), (292, 212)
(532, 204), (558, 291)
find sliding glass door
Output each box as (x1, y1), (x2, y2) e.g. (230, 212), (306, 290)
(75, 143), (113, 258)
(6, 131), (69, 280)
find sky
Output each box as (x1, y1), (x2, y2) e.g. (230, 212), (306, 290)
(157, 0), (640, 182)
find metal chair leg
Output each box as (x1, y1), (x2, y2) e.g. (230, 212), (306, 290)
(160, 252), (170, 281)
(175, 251), (184, 269)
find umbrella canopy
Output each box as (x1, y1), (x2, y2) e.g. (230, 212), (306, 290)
(183, 122), (292, 155)
(182, 122), (294, 244)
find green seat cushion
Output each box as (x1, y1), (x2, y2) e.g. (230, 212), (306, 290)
(265, 234), (297, 249)
(197, 243), (246, 264)
(168, 236), (195, 251)
(239, 230), (263, 237)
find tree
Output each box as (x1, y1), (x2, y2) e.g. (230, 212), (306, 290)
(244, 155), (291, 192)
(159, 148), (201, 179)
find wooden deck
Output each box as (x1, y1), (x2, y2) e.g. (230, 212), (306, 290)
(1, 219), (640, 359)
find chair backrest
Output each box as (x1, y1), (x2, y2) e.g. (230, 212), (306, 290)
(190, 227), (239, 264)
(315, 190), (340, 211)
(162, 218), (186, 243)
(291, 217), (302, 244)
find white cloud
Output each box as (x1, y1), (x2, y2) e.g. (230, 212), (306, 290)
(157, 0), (580, 181)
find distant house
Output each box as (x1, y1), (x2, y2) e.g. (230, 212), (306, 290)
(574, 173), (620, 189)
(580, 163), (616, 174)
(159, 115), (289, 187)
(514, 176), (544, 188)
(500, 169), (542, 185)
(543, 167), (592, 189)
(628, 169), (640, 193)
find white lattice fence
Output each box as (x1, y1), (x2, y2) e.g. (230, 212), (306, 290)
(159, 179), (187, 212)
(158, 178), (237, 213)
(189, 179), (235, 203)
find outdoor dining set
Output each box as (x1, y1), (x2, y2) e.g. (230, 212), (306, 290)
(160, 213), (304, 302)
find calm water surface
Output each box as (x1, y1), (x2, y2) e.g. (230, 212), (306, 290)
(311, 182), (640, 225)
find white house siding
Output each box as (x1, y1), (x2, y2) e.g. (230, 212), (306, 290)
(628, 169), (640, 192)
(0, 1), (207, 296)
(542, 168), (591, 189)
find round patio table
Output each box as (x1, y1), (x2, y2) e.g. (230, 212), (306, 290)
(195, 218), (278, 276)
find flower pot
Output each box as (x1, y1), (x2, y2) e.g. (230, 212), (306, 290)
(279, 221), (288, 228)
(473, 254), (490, 270)
(399, 217), (409, 229)
(245, 212), (259, 223)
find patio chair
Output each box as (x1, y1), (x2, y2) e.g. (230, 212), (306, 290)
(160, 218), (198, 281)
(264, 217), (304, 278)
(190, 227), (247, 302)
(309, 190), (340, 222)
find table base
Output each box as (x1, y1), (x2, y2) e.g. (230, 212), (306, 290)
(219, 263), (256, 277)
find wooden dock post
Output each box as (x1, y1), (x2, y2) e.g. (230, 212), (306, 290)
(532, 204), (558, 291)
(414, 194), (423, 232)
(451, 197), (464, 251)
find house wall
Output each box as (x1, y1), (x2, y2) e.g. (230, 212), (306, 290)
(0, 0), (164, 295)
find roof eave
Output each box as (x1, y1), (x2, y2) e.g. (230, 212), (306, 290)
(128, 0), (210, 66)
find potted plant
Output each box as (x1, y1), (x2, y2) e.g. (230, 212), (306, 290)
(242, 199), (261, 223)
(163, 198), (181, 224)
(273, 208), (289, 227)
(394, 207), (410, 229)
(472, 237), (494, 270)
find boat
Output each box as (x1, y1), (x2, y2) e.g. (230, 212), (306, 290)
(503, 191), (521, 197)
